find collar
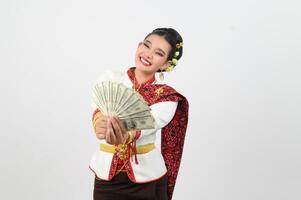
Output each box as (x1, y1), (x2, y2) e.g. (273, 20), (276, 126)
(127, 67), (156, 91)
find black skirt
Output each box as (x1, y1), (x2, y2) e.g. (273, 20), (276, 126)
(93, 172), (168, 200)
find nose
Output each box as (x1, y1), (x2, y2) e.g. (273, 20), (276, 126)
(144, 49), (153, 59)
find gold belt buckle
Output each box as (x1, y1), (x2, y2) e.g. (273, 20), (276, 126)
(115, 144), (128, 160)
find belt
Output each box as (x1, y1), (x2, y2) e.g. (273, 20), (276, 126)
(100, 143), (155, 154)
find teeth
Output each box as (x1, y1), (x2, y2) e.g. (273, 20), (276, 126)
(140, 57), (151, 65)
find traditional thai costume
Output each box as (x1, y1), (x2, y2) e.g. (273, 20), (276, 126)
(89, 67), (189, 200)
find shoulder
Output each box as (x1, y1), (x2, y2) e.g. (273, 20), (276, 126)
(141, 84), (188, 105)
(160, 84), (187, 103)
(151, 84), (184, 97)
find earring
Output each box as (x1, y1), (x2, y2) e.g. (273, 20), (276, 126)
(159, 70), (164, 80)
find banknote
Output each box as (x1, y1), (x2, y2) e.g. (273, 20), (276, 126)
(119, 110), (152, 119)
(92, 81), (155, 131)
(122, 116), (155, 131)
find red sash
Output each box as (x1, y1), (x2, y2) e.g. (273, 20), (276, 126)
(140, 84), (189, 200)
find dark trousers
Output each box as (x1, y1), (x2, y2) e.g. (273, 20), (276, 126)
(94, 172), (168, 200)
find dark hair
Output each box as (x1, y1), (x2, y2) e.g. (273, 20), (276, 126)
(144, 28), (183, 62)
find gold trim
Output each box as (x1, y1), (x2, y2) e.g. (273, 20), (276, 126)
(100, 143), (155, 154)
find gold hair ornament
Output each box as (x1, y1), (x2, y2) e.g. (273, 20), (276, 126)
(168, 42), (183, 69)
(165, 65), (174, 72)
(176, 42), (183, 49)
(160, 42), (183, 78)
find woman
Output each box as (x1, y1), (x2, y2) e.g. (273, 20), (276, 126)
(89, 28), (189, 200)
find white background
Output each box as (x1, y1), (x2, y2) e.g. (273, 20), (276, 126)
(0, 0), (300, 199)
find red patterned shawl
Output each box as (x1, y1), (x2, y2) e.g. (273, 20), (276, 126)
(139, 84), (189, 200)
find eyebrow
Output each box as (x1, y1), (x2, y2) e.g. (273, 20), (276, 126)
(144, 39), (167, 56)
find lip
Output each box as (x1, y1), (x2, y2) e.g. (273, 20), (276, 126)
(139, 56), (152, 67)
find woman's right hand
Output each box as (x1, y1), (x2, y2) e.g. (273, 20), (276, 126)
(94, 115), (109, 140)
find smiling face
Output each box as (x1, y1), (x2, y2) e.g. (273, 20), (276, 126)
(134, 34), (172, 76)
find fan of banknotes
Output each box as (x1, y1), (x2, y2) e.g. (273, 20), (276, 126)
(92, 81), (155, 131)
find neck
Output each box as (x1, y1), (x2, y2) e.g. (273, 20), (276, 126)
(134, 68), (154, 85)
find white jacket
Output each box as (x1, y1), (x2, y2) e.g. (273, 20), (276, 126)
(89, 69), (178, 183)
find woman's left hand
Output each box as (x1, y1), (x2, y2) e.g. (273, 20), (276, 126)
(105, 116), (128, 145)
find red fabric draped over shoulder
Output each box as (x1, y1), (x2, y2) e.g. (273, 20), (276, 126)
(140, 84), (189, 200)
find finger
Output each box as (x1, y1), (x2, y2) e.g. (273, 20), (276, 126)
(95, 118), (108, 128)
(105, 120), (112, 144)
(110, 117), (121, 134)
(106, 119), (116, 144)
(96, 133), (105, 139)
(114, 117), (127, 134)
(95, 127), (106, 135)
(111, 117), (126, 144)
(96, 124), (107, 129)
(115, 117), (128, 141)
(110, 117), (124, 144)
(110, 117), (122, 144)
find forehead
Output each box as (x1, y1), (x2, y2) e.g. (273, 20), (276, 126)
(144, 34), (172, 52)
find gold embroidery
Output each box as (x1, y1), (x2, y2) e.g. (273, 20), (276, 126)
(153, 86), (166, 103)
(115, 144), (128, 160)
(155, 86), (165, 97)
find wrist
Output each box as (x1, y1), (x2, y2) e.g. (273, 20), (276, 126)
(92, 110), (103, 132)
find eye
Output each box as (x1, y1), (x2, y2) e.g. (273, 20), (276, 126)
(155, 52), (164, 57)
(143, 42), (150, 48)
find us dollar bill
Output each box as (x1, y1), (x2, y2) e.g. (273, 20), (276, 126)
(92, 81), (155, 130)
(122, 116), (155, 131)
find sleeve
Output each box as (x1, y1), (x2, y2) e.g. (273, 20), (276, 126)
(141, 101), (178, 136)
